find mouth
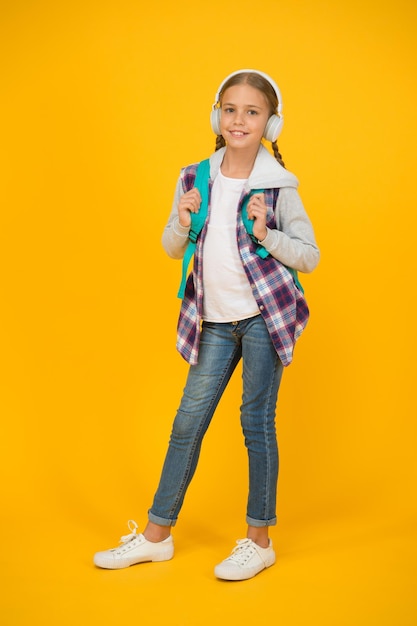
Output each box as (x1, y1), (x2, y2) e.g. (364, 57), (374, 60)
(229, 130), (247, 137)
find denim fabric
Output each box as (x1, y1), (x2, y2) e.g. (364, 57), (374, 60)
(148, 314), (284, 528)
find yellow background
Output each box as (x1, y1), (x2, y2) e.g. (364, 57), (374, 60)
(1, 0), (416, 624)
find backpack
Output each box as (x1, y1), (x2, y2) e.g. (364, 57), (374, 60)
(177, 158), (303, 298)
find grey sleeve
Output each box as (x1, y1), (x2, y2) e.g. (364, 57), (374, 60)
(161, 176), (190, 259)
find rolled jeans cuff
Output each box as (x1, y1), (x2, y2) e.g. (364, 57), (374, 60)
(148, 509), (178, 527)
(246, 515), (277, 528)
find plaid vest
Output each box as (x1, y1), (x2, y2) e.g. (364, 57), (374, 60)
(176, 162), (309, 367)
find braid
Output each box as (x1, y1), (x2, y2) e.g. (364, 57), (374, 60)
(271, 141), (286, 168)
(215, 135), (226, 151)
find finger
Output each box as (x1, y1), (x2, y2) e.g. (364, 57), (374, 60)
(184, 190), (201, 205)
(183, 197), (199, 213)
(250, 195), (263, 207)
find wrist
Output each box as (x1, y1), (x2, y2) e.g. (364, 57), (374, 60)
(173, 217), (190, 236)
(256, 229), (268, 243)
(178, 216), (191, 228)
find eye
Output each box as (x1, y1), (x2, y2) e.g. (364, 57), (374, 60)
(223, 107), (234, 113)
(247, 109), (258, 116)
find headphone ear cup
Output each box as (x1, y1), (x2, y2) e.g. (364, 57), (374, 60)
(264, 114), (284, 142)
(210, 108), (221, 135)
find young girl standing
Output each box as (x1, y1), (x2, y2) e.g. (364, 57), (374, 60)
(94, 69), (320, 580)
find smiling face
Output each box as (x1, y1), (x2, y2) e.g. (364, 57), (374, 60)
(219, 83), (270, 152)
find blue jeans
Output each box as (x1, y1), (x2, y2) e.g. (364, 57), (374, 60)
(148, 314), (284, 528)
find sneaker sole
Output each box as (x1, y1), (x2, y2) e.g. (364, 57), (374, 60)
(94, 548), (174, 569)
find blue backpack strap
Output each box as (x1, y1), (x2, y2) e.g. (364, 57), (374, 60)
(241, 189), (270, 260)
(177, 159), (210, 299)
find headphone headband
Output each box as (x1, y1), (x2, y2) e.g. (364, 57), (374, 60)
(212, 69), (283, 116)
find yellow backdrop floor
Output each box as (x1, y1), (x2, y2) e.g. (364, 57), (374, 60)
(2, 508), (416, 625)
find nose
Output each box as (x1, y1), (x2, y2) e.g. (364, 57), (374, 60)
(233, 110), (244, 125)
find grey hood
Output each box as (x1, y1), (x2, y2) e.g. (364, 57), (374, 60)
(209, 144), (299, 190)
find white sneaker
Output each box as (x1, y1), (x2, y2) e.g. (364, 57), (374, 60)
(93, 520), (174, 569)
(214, 538), (276, 581)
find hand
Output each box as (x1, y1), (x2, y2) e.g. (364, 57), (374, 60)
(247, 193), (267, 241)
(178, 188), (202, 227)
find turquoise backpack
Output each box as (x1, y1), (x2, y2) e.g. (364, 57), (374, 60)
(177, 158), (303, 298)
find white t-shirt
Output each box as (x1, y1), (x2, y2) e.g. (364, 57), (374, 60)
(202, 171), (260, 322)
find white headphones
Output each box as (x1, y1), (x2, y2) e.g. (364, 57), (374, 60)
(210, 69), (284, 142)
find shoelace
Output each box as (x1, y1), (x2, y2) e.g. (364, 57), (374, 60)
(119, 519), (139, 545)
(226, 539), (256, 565)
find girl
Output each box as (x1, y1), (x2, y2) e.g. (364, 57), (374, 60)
(94, 69), (319, 580)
